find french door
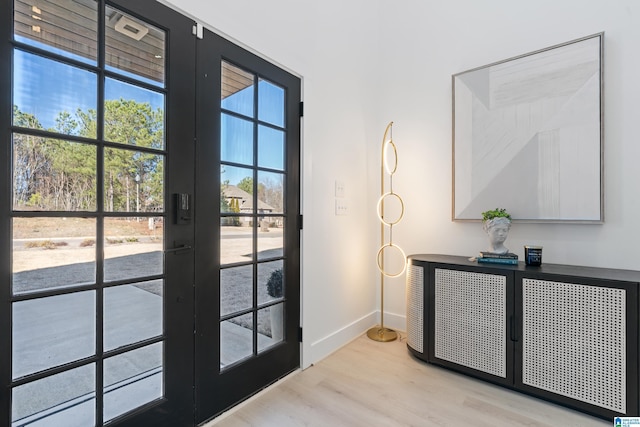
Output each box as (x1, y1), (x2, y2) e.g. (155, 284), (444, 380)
(1, 1), (195, 426)
(194, 28), (301, 423)
(1, 2), (301, 426)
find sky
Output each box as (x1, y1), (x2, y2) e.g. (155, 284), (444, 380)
(13, 46), (164, 132)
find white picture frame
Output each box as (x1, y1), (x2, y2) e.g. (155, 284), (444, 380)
(452, 33), (604, 223)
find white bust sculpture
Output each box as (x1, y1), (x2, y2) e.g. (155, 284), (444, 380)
(482, 216), (511, 254)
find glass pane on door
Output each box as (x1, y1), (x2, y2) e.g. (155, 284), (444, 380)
(221, 114), (253, 165)
(12, 217), (96, 295)
(104, 281), (163, 351)
(221, 62), (254, 117)
(257, 222), (283, 260)
(103, 343), (163, 422)
(12, 135), (98, 211)
(12, 364), (96, 427)
(258, 171), (284, 214)
(220, 218), (253, 265)
(105, 5), (166, 86)
(12, 291), (96, 379)
(13, 50), (97, 136)
(104, 216), (163, 282)
(221, 313), (253, 368)
(104, 147), (164, 213)
(221, 266), (253, 317)
(258, 79), (284, 127)
(257, 260), (283, 305)
(258, 125), (284, 170)
(104, 78), (165, 148)
(13, 0), (98, 65)
(258, 303), (284, 352)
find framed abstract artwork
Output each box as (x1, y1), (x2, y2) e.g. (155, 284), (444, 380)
(452, 33), (603, 223)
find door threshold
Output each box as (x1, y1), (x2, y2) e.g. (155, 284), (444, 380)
(199, 368), (302, 426)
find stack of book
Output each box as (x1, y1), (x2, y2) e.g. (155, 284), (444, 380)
(476, 251), (519, 265)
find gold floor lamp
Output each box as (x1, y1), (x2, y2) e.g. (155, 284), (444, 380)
(367, 121), (406, 342)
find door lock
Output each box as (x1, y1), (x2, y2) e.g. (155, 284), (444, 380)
(164, 244), (192, 254)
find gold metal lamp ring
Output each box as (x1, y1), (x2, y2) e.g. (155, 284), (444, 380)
(376, 192), (405, 226)
(376, 243), (407, 278)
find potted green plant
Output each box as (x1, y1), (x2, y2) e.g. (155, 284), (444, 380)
(266, 268), (284, 341)
(481, 207), (511, 222)
(481, 208), (512, 254)
(266, 268), (283, 298)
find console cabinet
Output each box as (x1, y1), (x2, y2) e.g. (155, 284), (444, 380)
(406, 254), (639, 420)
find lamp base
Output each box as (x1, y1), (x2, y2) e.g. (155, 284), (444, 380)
(366, 326), (397, 342)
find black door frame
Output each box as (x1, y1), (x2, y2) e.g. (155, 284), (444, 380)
(0, 0), (12, 421)
(194, 27), (301, 424)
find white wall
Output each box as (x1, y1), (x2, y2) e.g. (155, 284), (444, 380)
(161, 0), (640, 367)
(378, 0), (640, 325)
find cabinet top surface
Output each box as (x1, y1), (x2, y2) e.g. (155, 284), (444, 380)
(408, 254), (640, 283)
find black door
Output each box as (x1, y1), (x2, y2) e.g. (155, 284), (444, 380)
(194, 28), (302, 423)
(1, 1), (195, 425)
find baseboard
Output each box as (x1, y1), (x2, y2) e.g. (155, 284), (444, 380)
(379, 310), (407, 334)
(305, 312), (376, 367)
(304, 311), (407, 368)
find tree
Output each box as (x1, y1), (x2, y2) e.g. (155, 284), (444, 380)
(237, 176), (253, 194)
(12, 99), (164, 212)
(230, 197), (241, 226)
(221, 179), (230, 212)
(82, 99), (164, 212)
(54, 111), (79, 136)
(47, 139), (97, 210)
(237, 175), (282, 212)
(258, 175), (284, 213)
(13, 106), (47, 208)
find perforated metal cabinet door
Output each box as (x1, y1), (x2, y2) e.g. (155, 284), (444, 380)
(515, 273), (639, 419)
(428, 264), (515, 385)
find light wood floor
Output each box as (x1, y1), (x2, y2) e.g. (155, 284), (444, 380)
(206, 333), (610, 427)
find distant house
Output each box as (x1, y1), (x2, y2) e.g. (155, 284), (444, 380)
(222, 184), (275, 226)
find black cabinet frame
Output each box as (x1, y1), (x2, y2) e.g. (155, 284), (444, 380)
(407, 254), (640, 420)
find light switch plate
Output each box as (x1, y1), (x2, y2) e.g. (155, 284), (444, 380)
(335, 199), (348, 215)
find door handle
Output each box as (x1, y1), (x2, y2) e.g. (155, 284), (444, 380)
(164, 244), (192, 254)
(509, 315), (519, 342)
